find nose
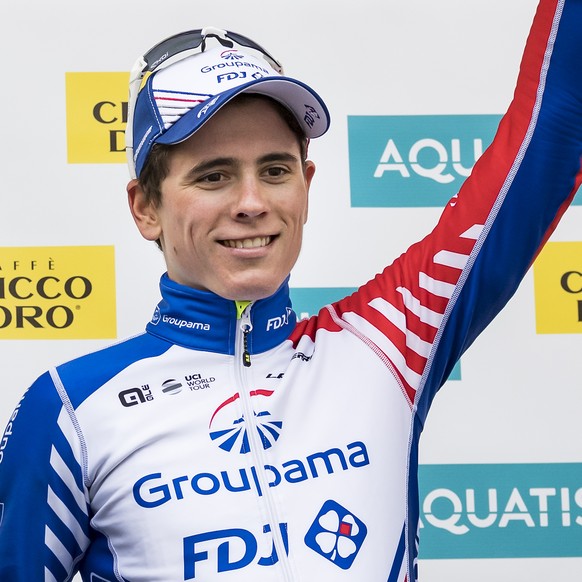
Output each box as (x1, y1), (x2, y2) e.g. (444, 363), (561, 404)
(233, 176), (269, 219)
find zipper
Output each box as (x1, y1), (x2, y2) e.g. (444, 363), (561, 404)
(241, 319), (252, 368)
(235, 302), (294, 580)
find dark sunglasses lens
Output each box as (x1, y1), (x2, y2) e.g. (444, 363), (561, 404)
(141, 29), (280, 74)
(143, 29), (204, 71)
(225, 30), (278, 63)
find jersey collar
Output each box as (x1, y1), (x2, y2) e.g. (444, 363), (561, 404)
(146, 273), (296, 355)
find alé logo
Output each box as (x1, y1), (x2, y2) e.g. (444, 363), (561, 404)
(348, 114), (501, 207)
(208, 389), (283, 453)
(419, 462), (582, 559)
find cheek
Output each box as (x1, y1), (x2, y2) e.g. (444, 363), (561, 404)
(160, 214), (199, 256)
(287, 194), (309, 224)
(165, 202), (204, 235)
(287, 220), (305, 260)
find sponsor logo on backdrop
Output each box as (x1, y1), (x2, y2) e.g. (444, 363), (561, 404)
(348, 115), (499, 208)
(290, 287), (461, 380)
(0, 246), (116, 339)
(419, 463), (582, 558)
(533, 242), (582, 334)
(65, 72), (129, 164)
(348, 114), (582, 207)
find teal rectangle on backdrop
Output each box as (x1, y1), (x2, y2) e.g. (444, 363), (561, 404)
(418, 463), (582, 559)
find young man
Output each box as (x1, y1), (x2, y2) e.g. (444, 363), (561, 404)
(0, 1), (580, 580)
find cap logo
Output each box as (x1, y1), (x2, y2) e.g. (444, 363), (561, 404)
(220, 49), (245, 61)
(200, 49), (273, 78)
(304, 105), (321, 130)
(197, 96), (220, 119)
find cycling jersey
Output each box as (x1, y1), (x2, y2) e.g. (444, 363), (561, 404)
(1, 0), (581, 580)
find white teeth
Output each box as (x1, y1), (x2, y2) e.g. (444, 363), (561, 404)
(222, 236), (271, 249)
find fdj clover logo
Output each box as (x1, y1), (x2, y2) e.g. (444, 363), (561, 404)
(209, 390), (283, 453)
(305, 500), (367, 569)
(348, 114), (501, 207)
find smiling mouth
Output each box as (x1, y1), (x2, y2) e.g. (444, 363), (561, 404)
(220, 236), (273, 249)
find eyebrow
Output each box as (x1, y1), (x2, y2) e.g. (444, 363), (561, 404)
(258, 152), (300, 165)
(185, 152), (301, 180)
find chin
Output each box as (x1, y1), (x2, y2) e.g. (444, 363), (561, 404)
(219, 276), (284, 302)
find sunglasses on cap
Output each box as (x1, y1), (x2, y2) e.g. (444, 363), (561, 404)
(126, 27), (284, 178)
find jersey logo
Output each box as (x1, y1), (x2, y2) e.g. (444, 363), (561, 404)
(208, 390), (283, 454)
(304, 500), (368, 569)
(118, 385), (154, 407)
(150, 305), (161, 325)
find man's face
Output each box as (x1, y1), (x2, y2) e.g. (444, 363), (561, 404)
(130, 97), (315, 301)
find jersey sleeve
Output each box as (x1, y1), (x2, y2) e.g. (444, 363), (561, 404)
(0, 371), (91, 581)
(330, 0), (582, 410)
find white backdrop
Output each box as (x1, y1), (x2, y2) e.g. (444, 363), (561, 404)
(1, 1), (581, 580)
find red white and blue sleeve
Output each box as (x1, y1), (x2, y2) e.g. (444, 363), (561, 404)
(333, 0), (581, 405)
(323, 0), (581, 576)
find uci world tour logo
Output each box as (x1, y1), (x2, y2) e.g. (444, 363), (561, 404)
(209, 390), (283, 454)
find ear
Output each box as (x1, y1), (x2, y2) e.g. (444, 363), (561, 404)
(303, 160), (316, 224)
(127, 179), (162, 242)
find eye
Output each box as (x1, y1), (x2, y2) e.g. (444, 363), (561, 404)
(201, 172), (224, 183)
(264, 165), (289, 179)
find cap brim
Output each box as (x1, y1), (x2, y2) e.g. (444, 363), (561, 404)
(155, 75), (330, 146)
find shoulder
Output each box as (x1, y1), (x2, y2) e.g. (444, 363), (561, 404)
(53, 332), (172, 409)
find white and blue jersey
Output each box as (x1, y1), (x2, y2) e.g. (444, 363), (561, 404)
(1, 0), (581, 580)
